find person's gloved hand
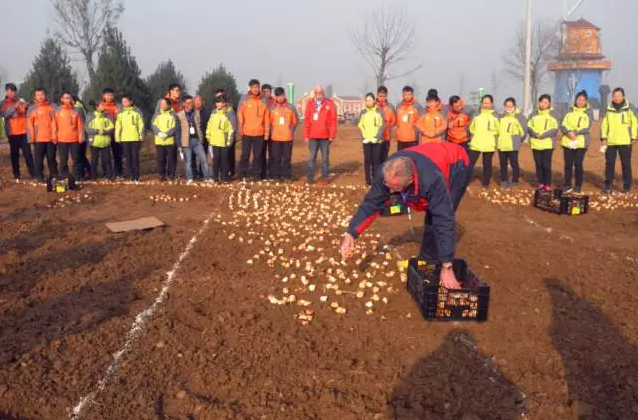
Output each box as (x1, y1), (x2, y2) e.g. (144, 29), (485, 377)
(339, 233), (355, 259)
(158, 132), (167, 139)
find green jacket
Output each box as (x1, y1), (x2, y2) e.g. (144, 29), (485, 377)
(152, 110), (178, 146)
(497, 109), (526, 152)
(600, 101), (637, 146)
(357, 107), (385, 144)
(206, 109), (234, 147)
(86, 111), (115, 148)
(527, 108), (558, 151)
(561, 105), (593, 149)
(115, 106), (144, 142)
(469, 109), (499, 152)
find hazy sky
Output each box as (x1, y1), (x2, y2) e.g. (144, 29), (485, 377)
(1, 0), (636, 103)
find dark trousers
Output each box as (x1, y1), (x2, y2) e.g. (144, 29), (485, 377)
(34, 142), (58, 180)
(111, 137), (124, 177)
(8, 134), (35, 179)
(563, 147), (586, 188)
(57, 142), (81, 179)
(604, 145), (632, 190)
(381, 141), (391, 162)
(499, 151), (520, 183)
(261, 140), (272, 179)
(122, 142), (141, 180)
(90, 146), (113, 179)
(238, 136), (264, 179)
(78, 141), (91, 178)
(532, 149), (553, 186)
(228, 140), (236, 178)
(458, 142), (470, 154)
(419, 164), (470, 263)
(212, 146), (230, 181)
(270, 141), (293, 179)
(156, 144), (177, 179)
(363, 143), (383, 185)
(397, 141), (418, 151)
(469, 150), (494, 187)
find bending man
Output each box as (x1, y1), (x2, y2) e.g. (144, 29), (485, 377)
(340, 142), (470, 289)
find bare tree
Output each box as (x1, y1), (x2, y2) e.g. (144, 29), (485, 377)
(50, 0), (124, 84)
(350, 6), (422, 87)
(502, 20), (560, 104)
(490, 68), (502, 100)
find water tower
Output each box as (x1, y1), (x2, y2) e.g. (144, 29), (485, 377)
(547, 18), (612, 106)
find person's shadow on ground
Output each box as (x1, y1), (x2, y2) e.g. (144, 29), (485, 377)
(389, 330), (525, 420)
(546, 278), (638, 419)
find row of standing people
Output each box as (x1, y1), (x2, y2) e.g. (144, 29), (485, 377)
(356, 85), (636, 194)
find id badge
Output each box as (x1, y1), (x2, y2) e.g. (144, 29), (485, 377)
(189, 126), (195, 135)
(402, 114), (409, 123)
(313, 113), (319, 121)
(279, 116), (285, 125)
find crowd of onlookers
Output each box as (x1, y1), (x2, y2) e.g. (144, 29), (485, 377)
(1, 80), (635, 194)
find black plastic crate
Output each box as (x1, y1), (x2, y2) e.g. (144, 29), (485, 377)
(46, 176), (77, 193)
(407, 259), (490, 322)
(381, 193), (408, 217)
(533, 189), (589, 215)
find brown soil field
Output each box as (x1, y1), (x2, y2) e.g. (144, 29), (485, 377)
(0, 124), (637, 420)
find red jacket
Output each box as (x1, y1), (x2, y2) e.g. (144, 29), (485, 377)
(1, 97), (28, 136)
(100, 100), (120, 122)
(27, 100), (57, 143)
(304, 97), (337, 140)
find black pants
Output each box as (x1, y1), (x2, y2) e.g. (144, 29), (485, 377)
(498, 151), (520, 183)
(363, 143), (383, 185)
(381, 141), (391, 162)
(532, 149), (553, 186)
(122, 142), (141, 180)
(604, 145), (632, 190)
(111, 137), (124, 177)
(34, 142), (58, 180)
(238, 136), (264, 179)
(228, 140), (236, 178)
(397, 141), (418, 151)
(458, 142), (470, 154)
(563, 147), (586, 188)
(469, 150), (494, 187)
(269, 141), (293, 179)
(156, 144), (177, 179)
(261, 140), (272, 179)
(78, 141), (91, 178)
(8, 134), (35, 179)
(419, 164), (470, 263)
(90, 146), (113, 179)
(57, 142), (81, 179)
(212, 146), (230, 181)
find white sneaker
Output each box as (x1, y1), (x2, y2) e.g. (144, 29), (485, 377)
(186, 179), (194, 185)
(204, 179), (215, 184)
(15, 179), (20, 184)
(133, 180), (140, 185)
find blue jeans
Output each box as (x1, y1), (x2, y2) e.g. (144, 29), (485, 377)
(184, 138), (211, 180)
(307, 139), (330, 182)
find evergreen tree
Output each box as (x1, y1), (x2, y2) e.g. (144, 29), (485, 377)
(84, 27), (152, 118)
(197, 64), (240, 109)
(20, 38), (80, 103)
(146, 60), (188, 102)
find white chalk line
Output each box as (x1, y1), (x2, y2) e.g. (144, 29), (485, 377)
(70, 212), (215, 419)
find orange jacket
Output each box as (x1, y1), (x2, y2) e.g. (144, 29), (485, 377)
(1, 97), (28, 136)
(100, 100), (120, 122)
(395, 98), (424, 142)
(415, 102), (447, 143)
(238, 93), (271, 138)
(377, 100), (396, 141)
(55, 104), (84, 143)
(270, 102), (298, 141)
(447, 103), (471, 144)
(27, 100), (57, 143)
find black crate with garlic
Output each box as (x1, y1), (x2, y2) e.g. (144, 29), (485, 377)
(407, 259), (490, 322)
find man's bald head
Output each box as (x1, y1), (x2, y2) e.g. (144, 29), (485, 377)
(382, 157), (414, 192)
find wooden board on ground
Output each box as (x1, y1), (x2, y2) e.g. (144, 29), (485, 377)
(106, 216), (165, 233)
